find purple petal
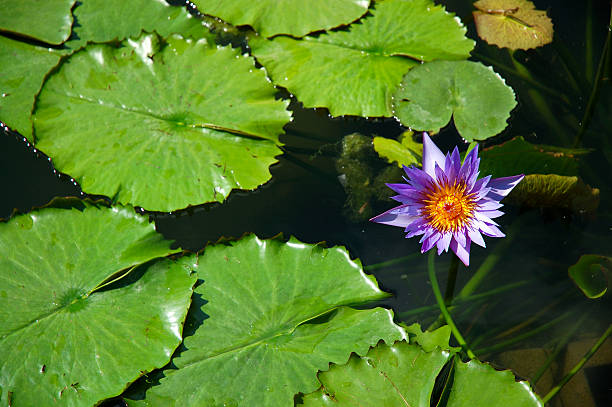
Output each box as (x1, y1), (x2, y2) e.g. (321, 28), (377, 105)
(386, 182), (414, 194)
(370, 206), (416, 228)
(470, 175), (491, 195)
(478, 221), (505, 238)
(421, 232), (441, 253)
(422, 134), (446, 178)
(437, 232), (452, 254)
(468, 228), (486, 248)
(445, 147), (461, 181)
(474, 211), (500, 226)
(480, 209), (505, 219)
(434, 163), (448, 185)
(453, 229), (467, 247)
(402, 166), (434, 189)
(450, 236), (471, 266)
(487, 175), (525, 201)
(477, 199), (503, 211)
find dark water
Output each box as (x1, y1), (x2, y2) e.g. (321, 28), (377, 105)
(1, 0), (611, 405)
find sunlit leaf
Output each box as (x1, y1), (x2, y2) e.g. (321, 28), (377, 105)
(478, 136), (591, 178)
(403, 323), (458, 353)
(301, 341), (543, 406)
(193, 0), (371, 38)
(473, 0), (553, 50)
(0, 0), (76, 44)
(66, 0), (213, 51)
(0, 36), (61, 139)
(506, 174), (600, 214)
(33, 33), (291, 212)
(250, 0), (473, 117)
(130, 235), (406, 406)
(393, 60), (516, 141)
(568, 255), (610, 299)
(373, 131), (422, 168)
(0, 199), (193, 407)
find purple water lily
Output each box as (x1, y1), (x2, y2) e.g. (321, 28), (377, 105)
(370, 134), (524, 266)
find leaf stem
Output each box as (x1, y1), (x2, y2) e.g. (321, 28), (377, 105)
(427, 251), (476, 360)
(444, 254), (459, 306)
(541, 324), (612, 404)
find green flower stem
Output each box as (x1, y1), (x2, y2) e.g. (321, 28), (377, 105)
(541, 323), (612, 404)
(444, 254), (459, 305)
(573, 5), (612, 147)
(474, 312), (572, 357)
(399, 280), (530, 319)
(427, 251), (476, 360)
(532, 313), (588, 384)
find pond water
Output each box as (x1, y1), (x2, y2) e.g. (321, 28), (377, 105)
(1, 0), (611, 405)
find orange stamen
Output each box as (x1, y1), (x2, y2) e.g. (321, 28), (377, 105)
(422, 180), (476, 233)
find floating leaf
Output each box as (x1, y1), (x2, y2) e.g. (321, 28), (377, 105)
(0, 36), (61, 139)
(0, 0), (76, 45)
(373, 131), (422, 168)
(193, 0), (371, 38)
(250, 0), (473, 117)
(568, 255), (610, 299)
(392, 60), (516, 142)
(0, 199), (193, 407)
(506, 174), (600, 214)
(301, 341), (543, 406)
(403, 323), (458, 353)
(473, 0), (554, 50)
(478, 136), (591, 178)
(66, 0), (213, 51)
(33, 33), (291, 212)
(132, 235), (406, 406)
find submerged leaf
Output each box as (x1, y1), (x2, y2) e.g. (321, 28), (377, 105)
(0, 0), (76, 44)
(478, 136), (591, 178)
(193, 0), (371, 38)
(393, 60), (516, 141)
(301, 341), (543, 406)
(473, 0), (553, 50)
(131, 235), (406, 406)
(506, 174), (600, 214)
(33, 33), (291, 212)
(373, 131), (422, 168)
(0, 36), (61, 139)
(250, 0), (473, 117)
(568, 255), (610, 299)
(0, 199), (193, 407)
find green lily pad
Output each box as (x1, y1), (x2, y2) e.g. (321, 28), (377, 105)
(33, 33), (291, 212)
(392, 60), (516, 142)
(0, 199), (194, 407)
(506, 174), (600, 214)
(373, 131), (422, 168)
(301, 341), (543, 406)
(568, 255), (610, 299)
(473, 0), (554, 50)
(0, 36), (61, 139)
(404, 323), (458, 353)
(0, 0), (76, 45)
(193, 0), (371, 38)
(250, 0), (473, 117)
(132, 235), (406, 406)
(478, 136), (591, 178)
(67, 0), (213, 51)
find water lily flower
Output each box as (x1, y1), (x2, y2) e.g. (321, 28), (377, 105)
(370, 134), (523, 266)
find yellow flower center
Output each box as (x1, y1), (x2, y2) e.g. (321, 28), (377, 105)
(422, 181), (476, 233)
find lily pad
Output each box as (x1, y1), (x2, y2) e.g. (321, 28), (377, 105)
(301, 341), (543, 406)
(478, 136), (591, 178)
(473, 0), (554, 50)
(33, 33), (291, 212)
(0, 0), (76, 45)
(392, 60), (516, 142)
(132, 235), (406, 406)
(0, 36), (61, 139)
(67, 0), (213, 51)
(506, 174), (600, 214)
(373, 131), (422, 168)
(250, 0), (473, 117)
(568, 255), (610, 299)
(193, 0), (371, 38)
(0, 199), (194, 407)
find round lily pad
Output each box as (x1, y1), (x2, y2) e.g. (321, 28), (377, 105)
(193, 0), (372, 38)
(250, 0), (474, 117)
(0, 0), (76, 45)
(132, 235), (406, 406)
(0, 199), (194, 407)
(392, 60), (516, 141)
(33, 33), (291, 212)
